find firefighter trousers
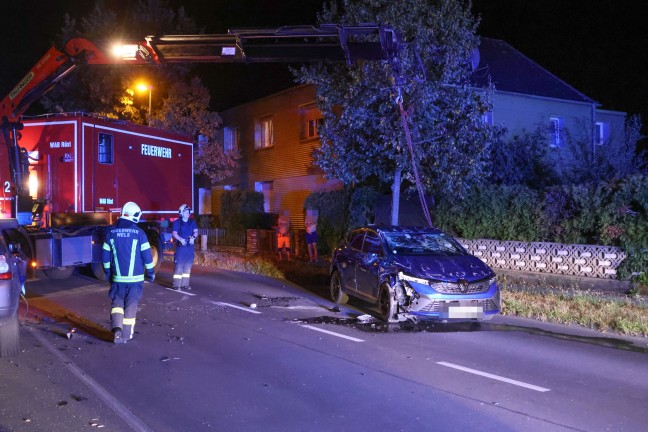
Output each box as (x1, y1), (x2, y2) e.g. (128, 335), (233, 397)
(109, 282), (143, 340)
(173, 246), (194, 289)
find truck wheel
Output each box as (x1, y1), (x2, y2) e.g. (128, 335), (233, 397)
(146, 231), (163, 273)
(0, 314), (20, 357)
(90, 262), (107, 281)
(43, 266), (75, 280)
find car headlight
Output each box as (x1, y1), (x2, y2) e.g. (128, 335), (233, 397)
(398, 271), (429, 286)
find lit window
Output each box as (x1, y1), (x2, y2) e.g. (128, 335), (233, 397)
(301, 104), (323, 139)
(98, 133), (114, 164)
(595, 122), (610, 146)
(254, 181), (273, 212)
(549, 116), (564, 148)
(224, 127), (239, 153)
(255, 116), (273, 149)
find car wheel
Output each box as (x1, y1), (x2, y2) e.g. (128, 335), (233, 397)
(0, 314), (20, 357)
(330, 270), (348, 304)
(379, 283), (399, 323)
(43, 266), (75, 280)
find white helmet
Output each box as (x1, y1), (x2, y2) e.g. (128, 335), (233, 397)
(121, 201), (142, 223)
(179, 204), (191, 214)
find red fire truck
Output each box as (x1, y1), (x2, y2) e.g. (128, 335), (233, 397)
(17, 114), (193, 278)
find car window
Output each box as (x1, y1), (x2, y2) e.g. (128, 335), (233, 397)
(362, 232), (383, 255)
(383, 232), (466, 256)
(349, 231), (365, 250)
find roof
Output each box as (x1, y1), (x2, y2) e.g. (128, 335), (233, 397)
(472, 37), (595, 104)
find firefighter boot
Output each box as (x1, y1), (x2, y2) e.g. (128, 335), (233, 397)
(113, 328), (125, 344)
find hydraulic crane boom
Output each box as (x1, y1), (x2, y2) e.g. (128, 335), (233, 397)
(0, 24), (400, 218)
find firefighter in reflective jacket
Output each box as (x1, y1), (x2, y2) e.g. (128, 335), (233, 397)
(102, 201), (155, 344)
(172, 204), (198, 290)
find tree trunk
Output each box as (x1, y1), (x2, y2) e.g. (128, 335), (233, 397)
(391, 167), (401, 225)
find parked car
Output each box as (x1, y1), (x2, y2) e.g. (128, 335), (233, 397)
(330, 226), (500, 322)
(0, 219), (29, 357)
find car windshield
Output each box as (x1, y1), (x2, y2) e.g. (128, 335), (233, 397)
(382, 232), (466, 256)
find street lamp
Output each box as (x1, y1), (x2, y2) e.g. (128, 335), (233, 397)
(137, 83), (152, 125)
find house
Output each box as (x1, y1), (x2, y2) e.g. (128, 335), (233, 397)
(200, 38), (626, 229)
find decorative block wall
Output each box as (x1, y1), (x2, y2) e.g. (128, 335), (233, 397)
(458, 239), (626, 279)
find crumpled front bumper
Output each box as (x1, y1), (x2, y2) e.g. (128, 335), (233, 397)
(404, 283), (501, 320)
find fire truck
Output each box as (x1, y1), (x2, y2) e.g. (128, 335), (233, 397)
(0, 24), (400, 355)
(16, 115), (193, 279)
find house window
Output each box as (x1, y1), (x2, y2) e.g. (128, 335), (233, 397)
(224, 184), (239, 191)
(595, 121), (610, 146)
(482, 111), (493, 125)
(255, 115), (273, 149)
(549, 116), (564, 148)
(254, 181), (273, 212)
(98, 133), (113, 164)
(198, 188), (212, 214)
(224, 126), (239, 153)
(301, 104), (323, 139)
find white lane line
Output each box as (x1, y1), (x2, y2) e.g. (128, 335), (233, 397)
(300, 324), (365, 342)
(165, 287), (196, 296)
(214, 301), (262, 314)
(437, 361), (551, 392)
(27, 327), (154, 432)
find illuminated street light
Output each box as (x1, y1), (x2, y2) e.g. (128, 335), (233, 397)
(137, 83), (152, 125)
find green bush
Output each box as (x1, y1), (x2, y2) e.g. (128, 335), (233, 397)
(435, 174), (648, 280)
(349, 186), (381, 230)
(195, 214), (219, 229)
(435, 184), (542, 241)
(304, 189), (351, 254)
(220, 191), (273, 231)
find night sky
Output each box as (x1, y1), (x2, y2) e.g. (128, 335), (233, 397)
(1, 0), (646, 125)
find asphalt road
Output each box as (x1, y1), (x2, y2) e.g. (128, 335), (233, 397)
(1, 262), (647, 431)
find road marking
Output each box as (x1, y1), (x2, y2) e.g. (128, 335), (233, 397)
(214, 301), (262, 314)
(165, 287), (196, 296)
(436, 361), (551, 392)
(27, 327), (154, 432)
(300, 324), (365, 342)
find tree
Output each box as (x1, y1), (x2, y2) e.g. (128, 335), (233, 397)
(153, 77), (238, 183)
(40, 0), (237, 184)
(294, 0), (497, 225)
(488, 125), (559, 188)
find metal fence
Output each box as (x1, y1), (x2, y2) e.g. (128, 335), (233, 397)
(197, 228), (246, 247)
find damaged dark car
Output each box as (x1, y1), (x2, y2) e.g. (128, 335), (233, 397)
(330, 226), (500, 322)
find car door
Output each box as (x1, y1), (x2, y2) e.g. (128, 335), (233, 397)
(338, 230), (365, 293)
(355, 230), (383, 300)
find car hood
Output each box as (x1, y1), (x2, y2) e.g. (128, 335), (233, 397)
(390, 254), (493, 282)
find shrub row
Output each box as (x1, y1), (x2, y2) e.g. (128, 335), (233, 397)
(433, 175), (648, 279)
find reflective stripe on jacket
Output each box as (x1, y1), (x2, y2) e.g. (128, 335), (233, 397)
(102, 218), (154, 283)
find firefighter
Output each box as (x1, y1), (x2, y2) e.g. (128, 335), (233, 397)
(172, 204), (198, 290)
(102, 201), (155, 344)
